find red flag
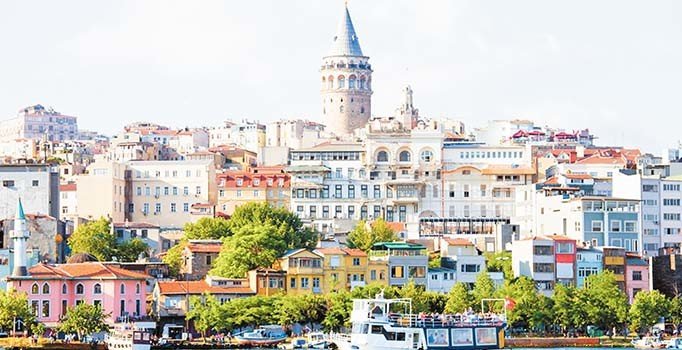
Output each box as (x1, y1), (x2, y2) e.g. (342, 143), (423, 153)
(504, 297), (516, 310)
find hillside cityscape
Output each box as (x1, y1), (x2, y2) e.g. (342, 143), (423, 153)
(1, 2), (682, 348)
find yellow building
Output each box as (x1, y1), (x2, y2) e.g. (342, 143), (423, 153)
(314, 248), (389, 294)
(277, 249), (324, 296)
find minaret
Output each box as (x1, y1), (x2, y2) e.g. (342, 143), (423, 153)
(321, 3), (372, 136)
(11, 199), (29, 277)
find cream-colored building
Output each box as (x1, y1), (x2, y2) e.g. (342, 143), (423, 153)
(76, 159), (217, 228)
(76, 160), (128, 222)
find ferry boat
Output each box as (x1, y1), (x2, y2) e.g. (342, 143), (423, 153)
(105, 323), (154, 350)
(234, 325), (287, 346)
(330, 295), (506, 350)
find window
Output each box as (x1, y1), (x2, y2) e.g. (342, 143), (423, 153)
(196, 186), (202, 195)
(632, 270), (642, 281)
(335, 185), (342, 198)
(533, 263), (554, 273)
(31, 283), (39, 294)
(533, 246), (553, 255)
(290, 278), (296, 289)
(409, 266), (426, 278)
(420, 150), (433, 162)
(391, 266), (404, 278)
(2, 180), (14, 187)
(62, 284), (67, 294)
(32, 180), (39, 187)
(42, 283), (50, 294)
(624, 221), (637, 232)
(206, 255), (212, 266)
(556, 243), (574, 253)
(377, 150), (388, 162)
(611, 220), (621, 232)
(94, 283), (102, 294)
(301, 277), (310, 288)
(399, 150), (411, 162)
(591, 221), (603, 232)
(76, 283), (84, 295)
(120, 284), (125, 295)
(170, 203), (177, 212)
(312, 277), (320, 289)
(348, 185), (355, 199)
(136, 283), (141, 294)
(183, 203), (190, 212)
(373, 185), (381, 199)
(460, 264), (480, 273)
(353, 258), (361, 266)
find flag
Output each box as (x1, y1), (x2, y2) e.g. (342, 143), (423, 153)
(504, 297), (516, 310)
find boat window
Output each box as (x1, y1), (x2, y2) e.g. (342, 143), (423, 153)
(397, 333), (406, 341)
(371, 325), (383, 334)
(362, 324), (369, 334)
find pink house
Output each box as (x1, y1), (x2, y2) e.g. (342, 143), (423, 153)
(625, 254), (650, 303)
(7, 262), (149, 328)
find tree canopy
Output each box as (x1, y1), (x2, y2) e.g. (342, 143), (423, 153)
(58, 303), (109, 340)
(0, 289), (35, 333)
(629, 290), (670, 332)
(347, 218), (397, 252)
(67, 217), (147, 262)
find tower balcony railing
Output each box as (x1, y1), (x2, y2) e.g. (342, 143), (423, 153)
(320, 63), (372, 70)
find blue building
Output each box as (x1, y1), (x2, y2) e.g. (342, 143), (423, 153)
(0, 248), (40, 290)
(576, 246), (603, 288)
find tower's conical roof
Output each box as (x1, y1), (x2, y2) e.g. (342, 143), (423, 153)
(327, 4), (364, 57)
(17, 198), (25, 220)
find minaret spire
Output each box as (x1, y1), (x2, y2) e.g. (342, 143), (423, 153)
(11, 198), (29, 277)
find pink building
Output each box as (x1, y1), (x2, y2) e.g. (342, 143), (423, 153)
(625, 254), (650, 303)
(7, 262), (149, 328)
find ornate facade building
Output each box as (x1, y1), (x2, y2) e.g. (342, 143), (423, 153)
(321, 4), (372, 136)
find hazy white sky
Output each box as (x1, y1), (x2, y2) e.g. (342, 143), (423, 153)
(1, 1), (680, 153)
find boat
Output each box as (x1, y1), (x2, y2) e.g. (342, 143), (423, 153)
(105, 323), (153, 350)
(307, 332), (331, 349)
(234, 325), (287, 346)
(667, 338), (682, 349)
(632, 336), (666, 349)
(329, 294), (506, 350)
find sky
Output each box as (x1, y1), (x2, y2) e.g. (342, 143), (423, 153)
(0, 0), (680, 153)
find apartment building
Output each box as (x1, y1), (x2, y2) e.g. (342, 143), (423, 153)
(512, 235), (577, 296)
(0, 164), (60, 223)
(0, 105), (78, 142)
(216, 166), (290, 216)
(180, 240), (222, 280)
(369, 242), (428, 287)
(534, 192), (642, 253)
(77, 159), (217, 228)
(439, 238), (486, 285)
(613, 170), (682, 256)
(314, 247), (388, 293)
(277, 248), (324, 296)
(59, 183), (77, 221)
(597, 246), (626, 291)
(113, 222), (162, 256)
(576, 246), (603, 288)
(625, 254), (649, 303)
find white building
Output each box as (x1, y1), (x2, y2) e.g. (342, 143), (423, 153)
(0, 105), (78, 142)
(59, 183), (78, 221)
(0, 164), (60, 221)
(209, 120), (265, 153)
(613, 169), (682, 256)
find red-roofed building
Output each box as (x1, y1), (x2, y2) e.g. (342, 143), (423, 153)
(7, 262), (149, 327)
(216, 166), (290, 216)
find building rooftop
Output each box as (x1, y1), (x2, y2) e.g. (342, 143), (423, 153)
(12, 262), (150, 280)
(371, 242), (426, 251)
(326, 4), (364, 57)
(157, 280), (254, 295)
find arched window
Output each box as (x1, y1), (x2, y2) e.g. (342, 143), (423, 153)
(120, 283), (125, 295)
(337, 75), (345, 89)
(377, 150), (389, 162)
(93, 283), (102, 294)
(62, 283), (67, 294)
(399, 150), (411, 162)
(339, 105), (344, 113)
(31, 283), (39, 295)
(327, 76), (334, 89)
(360, 106), (365, 114)
(348, 75), (357, 89)
(420, 150), (434, 162)
(359, 76), (366, 89)
(76, 283), (84, 295)
(136, 283), (140, 294)
(42, 283), (50, 294)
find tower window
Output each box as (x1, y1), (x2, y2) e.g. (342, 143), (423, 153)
(340, 105), (344, 113)
(337, 76), (345, 89)
(361, 106), (365, 114)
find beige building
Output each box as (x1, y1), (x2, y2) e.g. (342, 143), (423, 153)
(216, 166), (290, 216)
(76, 159), (217, 228)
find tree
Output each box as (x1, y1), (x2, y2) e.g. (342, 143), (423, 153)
(184, 217), (231, 240)
(496, 276), (539, 328)
(0, 289), (35, 333)
(323, 291), (352, 331)
(472, 272), (497, 312)
(580, 271), (629, 331)
(347, 219), (397, 252)
(187, 293), (222, 340)
(59, 303), (109, 340)
(226, 202), (317, 250)
(629, 291), (671, 333)
(444, 283), (473, 314)
(210, 223), (287, 278)
(552, 284), (578, 332)
(485, 251), (513, 280)
(117, 238), (148, 262)
(68, 217), (118, 261)
(163, 240), (187, 276)
(670, 297), (682, 326)
(399, 280), (429, 313)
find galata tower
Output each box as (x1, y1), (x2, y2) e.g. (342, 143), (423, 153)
(321, 3), (372, 136)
